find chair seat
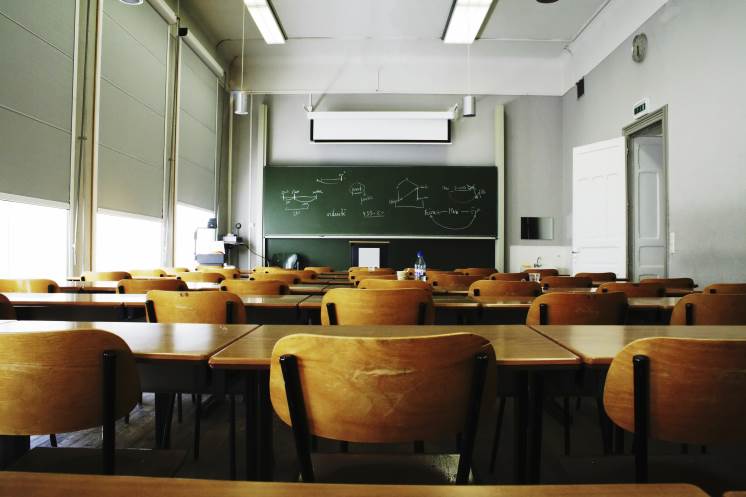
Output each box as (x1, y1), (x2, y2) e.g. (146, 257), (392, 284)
(10, 447), (186, 477)
(307, 453), (474, 484)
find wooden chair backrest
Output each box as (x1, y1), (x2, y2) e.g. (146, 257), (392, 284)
(357, 279), (431, 291)
(320, 288), (434, 325)
(542, 276), (593, 289)
(469, 280), (542, 297)
(304, 266), (333, 274)
(489, 272), (529, 282)
(428, 273), (483, 291)
(640, 277), (695, 289)
(575, 272), (617, 282)
(116, 279), (187, 294)
(270, 332), (496, 443)
(526, 292), (628, 325)
(221, 279), (289, 296)
(348, 268), (396, 281)
(163, 267), (189, 276)
(290, 269), (317, 281)
(669, 294), (746, 325)
(80, 271), (131, 282)
(175, 271), (225, 283)
(525, 268), (559, 278)
(253, 266), (282, 274)
(704, 283), (746, 294)
(348, 267), (395, 272)
(0, 279), (59, 293)
(250, 272), (300, 285)
(145, 290), (246, 324)
(604, 337), (746, 445)
(352, 274), (396, 286)
(198, 267), (240, 280)
(0, 294), (16, 319)
(0, 329), (139, 435)
(129, 269), (166, 278)
(455, 268), (497, 277)
(598, 282), (665, 298)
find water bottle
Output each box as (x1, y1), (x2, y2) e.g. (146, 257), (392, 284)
(414, 250), (427, 281)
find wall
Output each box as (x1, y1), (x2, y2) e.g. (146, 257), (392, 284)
(562, 0), (746, 286)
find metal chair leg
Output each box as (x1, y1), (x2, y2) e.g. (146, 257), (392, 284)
(489, 397), (506, 473)
(49, 434), (58, 447)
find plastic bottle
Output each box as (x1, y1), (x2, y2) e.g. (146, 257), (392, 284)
(414, 250), (427, 281)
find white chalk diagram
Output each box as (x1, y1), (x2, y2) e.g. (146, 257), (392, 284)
(316, 171), (346, 185)
(443, 184), (486, 203)
(281, 189), (323, 216)
(424, 207), (481, 231)
(349, 182), (374, 204)
(389, 178), (429, 208)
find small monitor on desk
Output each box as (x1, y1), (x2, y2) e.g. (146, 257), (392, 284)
(350, 240), (389, 268)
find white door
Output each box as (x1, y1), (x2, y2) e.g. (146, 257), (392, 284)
(630, 135), (667, 280)
(572, 137), (627, 277)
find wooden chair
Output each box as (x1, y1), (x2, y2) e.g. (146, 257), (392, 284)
(640, 277), (695, 289)
(525, 268), (559, 279)
(164, 267), (189, 276)
(321, 288), (434, 325)
(455, 268), (497, 277)
(541, 276), (593, 290)
(288, 269), (318, 281)
(352, 274), (396, 286)
(0, 329), (141, 475)
(176, 272), (225, 283)
(348, 268), (395, 281)
(198, 267), (240, 280)
(305, 266), (333, 274)
(526, 292), (628, 325)
(489, 272), (529, 282)
(429, 274), (483, 291)
(129, 269), (166, 278)
(80, 271), (131, 282)
(704, 283), (746, 294)
(116, 279), (187, 294)
(270, 332), (496, 483)
(252, 266), (282, 274)
(603, 337), (746, 482)
(221, 279), (289, 296)
(0, 294), (16, 319)
(251, 272), (300, 285)
(669, 294), (746, 325)
(575, 272), (616, 282)
(357, 279), (431, 291)
(0, 279), (59, 293)
(469, 280), (541, 297)
(598, 282), (665, 297)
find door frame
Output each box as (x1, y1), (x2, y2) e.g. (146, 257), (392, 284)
(622, 105), (669, 279)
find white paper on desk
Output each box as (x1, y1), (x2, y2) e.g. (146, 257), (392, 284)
(197, 240), (225, 254)
(358, 247), (380, 268)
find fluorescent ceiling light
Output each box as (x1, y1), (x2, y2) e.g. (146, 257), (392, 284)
(443, 0), (494, 44)
(243, 0), (286, 44)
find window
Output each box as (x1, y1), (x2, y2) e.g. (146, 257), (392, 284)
(174, 202), (214, 269)
(0, 199), (68, 282)
(95, 210), (163, 271)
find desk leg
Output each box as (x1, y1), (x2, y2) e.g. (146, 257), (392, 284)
(513, 371), (528, 483)
(154, 393), (175, 449)
(229, 393), (236, 480)
(245, 373), (258, 480)
(0, 435), (29, 469)
(528, 372), (544, 483)
(257, 369), (274, 481)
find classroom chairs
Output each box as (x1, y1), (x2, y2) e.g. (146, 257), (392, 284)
(348, 268), (395, 281)
(252, 266), (282, 274)
(541, 276), (593, 290)
(603, 337), (746, 482)
(357, 279), (431, 291)
(428, 274), (484, 291)
(198, 267), (240, 280)
(221, 279), (289, 296)
(575, 272), (617, 282)
(526, 292), (628, 325)
(0, 294), (16, 319)
(455, 268), (497, 277)
(352, 274), (397, 286)
(176, 272), (225, 283)
(288, 269), (318, 281)
(305, 266), (333, 274)
(250, 272), (300, 285)
(80, 271), (131, 282)
(598, 282), (665, 297)
(0, 329), (158, 475)
(0, 279), (59, 293)
(163, 267), (190, 276)
(704, 283), (746, 294)
(321, 288), (434, 325)
(669, 293), (746, 325)
(129, 269), (167, 278)
(524, 268), (559, 280)
(489, 272), (529, 282)
(116, 279), (187, 294)
(270, 332), (495, 483)
(469, 280), (541, 297)
(640, 277), (695, 289)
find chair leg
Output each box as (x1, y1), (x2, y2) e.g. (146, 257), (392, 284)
(49, 434), (58, 447)
(489, 397), (506, 473)
(177, 394), (183, 423)
(193, 394), (202, 460)
(575, 396), (582, 411)
(124, 413), (129, 425)
(563, 397), (571, 455)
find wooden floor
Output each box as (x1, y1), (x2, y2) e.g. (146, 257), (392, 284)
(31, 394), (746, 495)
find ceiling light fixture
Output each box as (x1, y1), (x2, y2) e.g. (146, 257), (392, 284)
(243, 0), (286, 45)
(443, 0), (494, 44)
(463, 45), (476, 117)
(234, 4), (249, 115)
(119, 0), (144, 4)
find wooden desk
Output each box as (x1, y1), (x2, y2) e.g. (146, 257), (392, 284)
(0, 472), (709, 497)
(288, 284), (328, 295)
(61, 281), (221, 293)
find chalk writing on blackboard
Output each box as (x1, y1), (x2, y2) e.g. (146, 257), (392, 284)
(443, 184), (487, 203)
(390, 178), (428, 209)
(282, 189), (323, 216)
(326, 208), (347, 217)
(316, 171), (346, 185)
(349, 182), (374, 204)
(362, 209), (385, 219)
(425, 207), (481, 231)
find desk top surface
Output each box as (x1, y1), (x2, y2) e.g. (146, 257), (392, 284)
(0, 320), (258, 361)
(2, 292), (145, 306)
(209, 324), (580, 369)
(531, 325), (746, 365)
(0, 472), (708, 497)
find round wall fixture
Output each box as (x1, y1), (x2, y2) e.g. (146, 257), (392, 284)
(632, 33), (648, 62)
(119, 0), (144, 5)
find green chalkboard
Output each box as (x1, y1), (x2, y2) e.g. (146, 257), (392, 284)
(263, 166), (497, 237)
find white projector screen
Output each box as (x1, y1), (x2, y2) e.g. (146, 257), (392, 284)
(310, 118), (451, 143)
